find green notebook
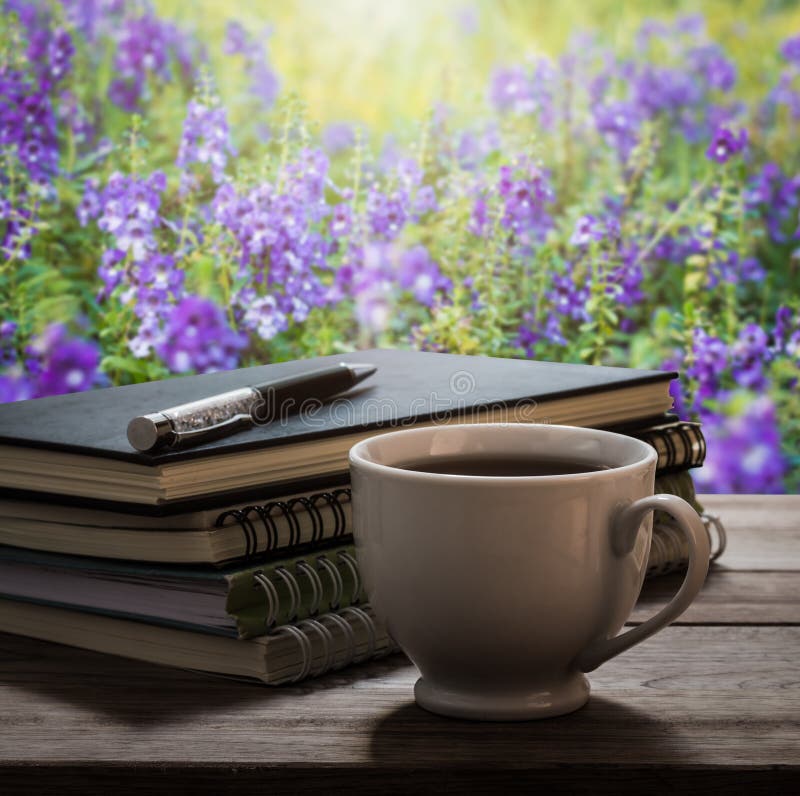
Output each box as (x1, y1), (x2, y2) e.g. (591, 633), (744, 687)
(0, 541), (361, 639)
(0, 598), (398, 685)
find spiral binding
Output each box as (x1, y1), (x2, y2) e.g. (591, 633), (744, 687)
(317, 554), (344, 610)
(337, 550), (362, 604)
(703, 512), (727, 561)
(253, 570), (280, 630)
(215, 488), (351, 558)
(296, 560), (323, 614)
(646, 512), (728, 576)
(275, 624), (313, 682)
(276, 605), (391, 683)
(298, 617), (335, 676)
(252, 548), (363, 631)
(273, 566), (302, 622)
(638, 422), (706, 473)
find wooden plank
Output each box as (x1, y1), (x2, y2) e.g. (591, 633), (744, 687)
(632, 570), (800, 624)
(698, 495), (800, 570)
(2, 765), (798, 795)
(0, 497), (798, 792)
(0, 626), (797, 771)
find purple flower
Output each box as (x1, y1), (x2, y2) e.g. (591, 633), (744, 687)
(157, 296), (246, 374)
(241, 294), (289, 341)
(1, 205), (38, 261)
(393, 158), (423, 190)
(489, 65), (536, 114)
(329, 203), (352, 238)
(780, 34), (800, 65)
(212, 153), (337, 333)
(516, 316), (540, 357)
(686, 328), (728, 408)
(8, 4), (75, 86)
(77, 178), (102, 226)
(762, 70), (800, 122)
(334, 243), (398, 333)
(705, 126), (748, 163)
(94, 170), (166, 261)
(57, 89), (95, 147)
(0, 369), (33, 402)
(745, 163), (800, 243)
(729, 324), (771, 390)
(687, 44), (737, 92)
(787, 330), (800, 365)
(773, 306), (800, 359)
(593, 101), (641, 163)
(247, 58), (281, 108)
(223, 21), (280, 109)
(322, 122), (355, 154)
(47, 28), (75, 82)
(468, 196), (489, 238)
(398, 246), (451, 306)
(353, 246), (394, 332)
(0, 66), (60, 185)
(413, 185), (438, 217)
(708, 251), (765, 287)
(570, 215), (606, 247)
(605, 247), (644, 308)
(456, 125), (500, 170)
(137, 253), (183, 296)
(25, 325), (101, 397)
(675, 14), (706, 36)
(114, 216), (155, 261)
(63, 0), (127, 43)
(516, 311), (566, 356)
(223, 20), (250, 55)
(694, 396), (787, 494)
(488, 59), (558, 127)
(0, 321), (18, 368)
(633, 66), (701, 118)
(109, 12), (197, 111)
(547, 270), (590, 322)
(662, 358), (689, 420)
(96, 248), (125, 301)
(498, 160), (554, 243)
(176, 100), (236, 184)
(366, 187), (408, 241)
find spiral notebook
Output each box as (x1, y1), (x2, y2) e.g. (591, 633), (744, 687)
(0, 473), (727, 651)
(636, 421), (706, 474)
(0, 486), (352, 564)
(0, 598), (398, 685)
(0, 418), (706, 565)
(0, 542), (364, 639)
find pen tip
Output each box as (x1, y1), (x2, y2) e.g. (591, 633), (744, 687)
(348, 363), (378, 384)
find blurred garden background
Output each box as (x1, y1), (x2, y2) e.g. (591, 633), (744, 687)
(0, 0), (798, 492)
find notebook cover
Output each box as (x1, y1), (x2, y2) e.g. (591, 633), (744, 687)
(0, 348), (675, 464)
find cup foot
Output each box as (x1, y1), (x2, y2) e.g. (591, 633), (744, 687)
(414, 673), (591, 721)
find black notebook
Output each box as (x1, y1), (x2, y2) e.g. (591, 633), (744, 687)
(0, 349), (675, 511)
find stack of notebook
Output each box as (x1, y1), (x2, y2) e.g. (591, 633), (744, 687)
(0, 349), (722, 684)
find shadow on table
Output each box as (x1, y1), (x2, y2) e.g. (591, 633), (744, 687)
(369, 694), (673, 765)
(1, 632), (410, 726)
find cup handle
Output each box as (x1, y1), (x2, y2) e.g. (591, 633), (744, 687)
(576, 494), (710, 673)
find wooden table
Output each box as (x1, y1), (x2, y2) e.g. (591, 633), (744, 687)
(1, 495), (798, 794)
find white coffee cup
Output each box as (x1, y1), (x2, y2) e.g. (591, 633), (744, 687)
(349, 423), (709, 721)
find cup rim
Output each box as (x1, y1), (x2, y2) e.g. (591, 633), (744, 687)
(348, 422), (658, 484)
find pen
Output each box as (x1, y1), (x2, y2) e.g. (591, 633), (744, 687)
(126, 362), (377, 453)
